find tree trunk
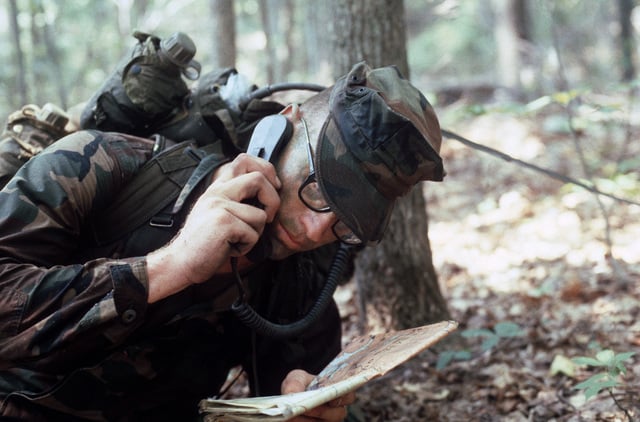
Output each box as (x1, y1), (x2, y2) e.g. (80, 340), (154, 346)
(258, 0), (277, 83)
(8, 0), (27, 106)
(513, 0), (531, 42)
(618, 0), (635, 82)
(330, 0), (408, 76)
(209, 0), (236, 69)
(281, 0), (295, 78)
(492, 0), (523, 100)
(40, 9), (68, 109)
(329, 0), (450, 331)
(355, 190), (450, 330)
(29, 4), (44, 105)
(303, 2), (330, 77)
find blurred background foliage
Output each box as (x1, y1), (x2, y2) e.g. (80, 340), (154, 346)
(1, 0), (638, 205)
(1, 0), (638, 115)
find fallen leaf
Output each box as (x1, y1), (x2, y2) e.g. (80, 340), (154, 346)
(550, 354), (577, 377)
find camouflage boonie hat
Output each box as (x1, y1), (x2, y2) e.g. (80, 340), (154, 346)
(316, 61), (444, 244)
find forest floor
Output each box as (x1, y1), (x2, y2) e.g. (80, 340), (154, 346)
(339, 97), (640, 421)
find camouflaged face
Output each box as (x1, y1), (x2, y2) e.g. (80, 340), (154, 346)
(316, 61), (444, 244)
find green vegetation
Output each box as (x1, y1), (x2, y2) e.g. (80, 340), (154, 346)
(572, 349), (636, 400)
(436, 321), (526, 370)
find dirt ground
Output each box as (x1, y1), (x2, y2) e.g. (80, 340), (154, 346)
(339, 100), (640, 421)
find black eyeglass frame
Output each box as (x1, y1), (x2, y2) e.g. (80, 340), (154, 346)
(296, 118), (362, 245)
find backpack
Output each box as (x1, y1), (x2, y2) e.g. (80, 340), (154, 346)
(0, 103), (70, 189)
(0, 30), (304, 241)
(79, 31), (284, 157)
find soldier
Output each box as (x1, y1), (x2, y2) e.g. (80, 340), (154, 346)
(0, 62), (444, 421)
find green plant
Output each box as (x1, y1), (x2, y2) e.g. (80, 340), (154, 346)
(436, 349), (472, 370)
(436, 322), (525, 370)
(461, 321), (525, 351)
(572, 349), (635, 400)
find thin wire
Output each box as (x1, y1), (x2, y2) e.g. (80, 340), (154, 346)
(230, 257), (246, 304)
(441, 129), (640, 208)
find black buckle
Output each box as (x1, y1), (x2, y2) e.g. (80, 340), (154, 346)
(149, 214), (174, 228)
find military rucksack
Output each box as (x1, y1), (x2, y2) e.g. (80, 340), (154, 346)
(0, 103), (71, 189)
(0, 31), (319, 245)
(79, 31), (284, 157)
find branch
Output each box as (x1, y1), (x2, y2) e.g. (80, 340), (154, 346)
(440, 129), (640, 208)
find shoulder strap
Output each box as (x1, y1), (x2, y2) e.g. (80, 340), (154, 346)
(90, 140), (223, 245)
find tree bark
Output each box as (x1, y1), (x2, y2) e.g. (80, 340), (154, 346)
(513, 0), (531, 42)
(281, 0), (295, 78)
(258, 0), (276, 83)
(29, 4), (44, 105)
(492, 0), (523, 99)
(329, 0), (450, 331)
(40, 8), (68, 109)
(209, 0), (237, 69)
(303, 2), (330, 76)
(330, 0), (408, 76)
(618, 0), (635, 82)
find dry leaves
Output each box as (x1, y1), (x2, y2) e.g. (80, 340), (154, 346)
(340, 107), (640, 421)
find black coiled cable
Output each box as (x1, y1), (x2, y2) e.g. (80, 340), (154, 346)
(231, 243), (353, 339)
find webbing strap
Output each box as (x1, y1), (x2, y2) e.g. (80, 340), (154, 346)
(91, 141), (222, 245)
(171, 152), (223, 215)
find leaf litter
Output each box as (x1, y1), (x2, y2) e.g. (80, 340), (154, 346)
(339, 104), (640, 421)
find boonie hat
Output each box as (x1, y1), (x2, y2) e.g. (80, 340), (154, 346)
(316, 61), (444, 244)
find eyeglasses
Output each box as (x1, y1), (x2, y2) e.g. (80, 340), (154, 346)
(297, 118), (362, 245)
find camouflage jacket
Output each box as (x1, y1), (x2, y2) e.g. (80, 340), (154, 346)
(0, 130), (341, 421)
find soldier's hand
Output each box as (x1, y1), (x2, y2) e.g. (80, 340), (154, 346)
(281, 369), (356, 422)
(146, 154), (281, 302)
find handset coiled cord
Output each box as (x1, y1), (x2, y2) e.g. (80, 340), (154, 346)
(231, 243), (353, 339)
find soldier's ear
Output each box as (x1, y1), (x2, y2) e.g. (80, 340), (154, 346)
(278, 103), (300, 120)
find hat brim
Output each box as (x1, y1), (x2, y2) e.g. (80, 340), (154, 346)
(316, 116), (393, 244)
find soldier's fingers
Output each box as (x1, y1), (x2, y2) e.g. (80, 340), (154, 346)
(209, 172), (281, 223)
(327, 392), (355, 407)
(298, 404), (348, 421)
(281, 369), (315, 394)
(213, 153), (281, 190)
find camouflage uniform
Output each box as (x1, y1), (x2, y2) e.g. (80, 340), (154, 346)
(0, 130), (341, 421)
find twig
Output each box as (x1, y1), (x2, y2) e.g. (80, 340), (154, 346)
(547, 2), (626, 279)
(440, 129), (640, 208)
(555, 388), (578, 411)
(608, 389), (635, 422)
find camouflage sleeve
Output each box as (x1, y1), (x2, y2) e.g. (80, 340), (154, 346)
(0, 130), (154, 367)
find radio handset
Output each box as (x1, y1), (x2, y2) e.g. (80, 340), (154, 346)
(232, 114), (356, 339)
(243, 115), (292, 262)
